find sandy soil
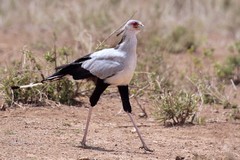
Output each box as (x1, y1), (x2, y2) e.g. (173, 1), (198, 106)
(0, 94), (240, 160)
(1, 30), (240, 160)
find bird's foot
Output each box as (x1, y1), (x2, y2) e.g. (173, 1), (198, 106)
(139, 145), (154, 153)
(80, 140), (88, 148)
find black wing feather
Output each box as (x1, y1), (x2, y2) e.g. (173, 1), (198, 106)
(55, 54), (91, 70)
(45, 54), (94, 81)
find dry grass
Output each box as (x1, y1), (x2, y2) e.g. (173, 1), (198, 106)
(0, 1), (240, 159)
(0, 0), (240, 120)
(1, 0), (240, 48)
(0, 1), (239, 66)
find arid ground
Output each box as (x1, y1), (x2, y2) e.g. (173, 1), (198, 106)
(1, 96), (240, 160)
(1, 1), (240, 160)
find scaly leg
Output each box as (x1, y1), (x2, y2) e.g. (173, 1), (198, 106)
(118, 85), (153, 152)
(81, 106), (93, 147)
(127, 112), (153, 152)
(81, 79), (109, 147)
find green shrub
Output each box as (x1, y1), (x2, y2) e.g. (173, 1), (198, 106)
(154, 90), (199, 126)
(1, 47), (80, 107)
(215, 41), (240, 83)
(163, 26), (198, 53)
(144, 26), (198, 54)
(230, 108), (240, 120)
(229, 41), (240, 54)
(188, 75), (238, 109)
(215, 55), (240, 81)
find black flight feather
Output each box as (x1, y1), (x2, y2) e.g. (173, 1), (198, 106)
(45, 54), (94, 81)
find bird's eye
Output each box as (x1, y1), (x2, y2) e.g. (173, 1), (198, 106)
(131, 22), (139, 28)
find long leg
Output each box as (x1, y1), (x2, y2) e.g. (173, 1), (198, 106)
(118, 86), (153, 152)
(81, 79), (109, 147)
(81, 106), (93, 147)
(127, 112), (153, 152)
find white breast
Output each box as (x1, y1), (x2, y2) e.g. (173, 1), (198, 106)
(105, 52), (137, 85)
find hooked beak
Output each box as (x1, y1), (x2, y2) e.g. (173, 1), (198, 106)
(138, 23), (144, 30)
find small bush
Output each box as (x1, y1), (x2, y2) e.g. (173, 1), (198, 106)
(144, 26), (198, 54)
(230, 108), (240, 120)
(215, 55), (240, 83)
(188, 75), (238, 110)
(162, 26), (198, 53)
(1, 47), (80, 107)
(154, 90), (199, 126)
(215, 41), (240, 84)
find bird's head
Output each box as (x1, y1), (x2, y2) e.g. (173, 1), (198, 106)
(117, 20), (144, 36)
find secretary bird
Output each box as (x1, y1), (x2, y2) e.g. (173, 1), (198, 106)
(12, 20), (152, 152)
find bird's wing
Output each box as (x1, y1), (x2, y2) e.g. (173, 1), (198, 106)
(82, 59), (123, 79)
(82, 49), (125, 79)
(45, 48), (124, 81)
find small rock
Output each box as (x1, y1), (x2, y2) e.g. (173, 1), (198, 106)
(139, 112), (146, 118)
(131, 128), (136, 133)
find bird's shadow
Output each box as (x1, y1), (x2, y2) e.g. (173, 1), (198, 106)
(75, 144), (154, 155)
(75, 144), (115, 153)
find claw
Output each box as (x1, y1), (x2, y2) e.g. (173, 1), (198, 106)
(80, 141), (87, 148)
(139, 145), (154, 152)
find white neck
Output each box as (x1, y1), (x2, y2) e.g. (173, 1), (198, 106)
(116, 32), (137, 54)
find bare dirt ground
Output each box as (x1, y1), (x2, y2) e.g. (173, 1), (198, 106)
(1, 95), (240, 160)
(1, 32), (240, 160)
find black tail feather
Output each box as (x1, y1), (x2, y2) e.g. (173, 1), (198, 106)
(45, 63), (94, 81)
(11, 86), (20, 90)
